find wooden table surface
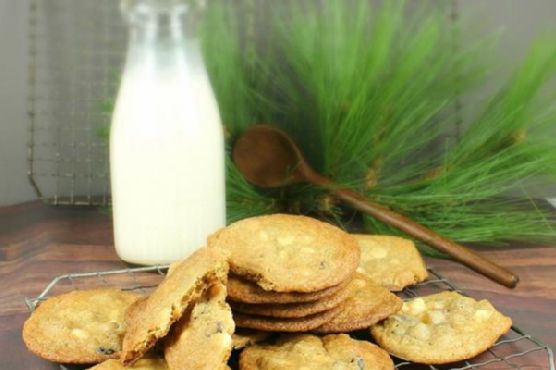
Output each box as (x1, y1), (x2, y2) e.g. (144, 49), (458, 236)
(1, 201), (555, 369)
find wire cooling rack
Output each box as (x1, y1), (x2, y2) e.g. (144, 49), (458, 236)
(25, 267), (554, 370)
(27, 0), (126, 206)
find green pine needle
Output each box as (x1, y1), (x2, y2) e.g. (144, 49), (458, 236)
(200, 0), (556, 251)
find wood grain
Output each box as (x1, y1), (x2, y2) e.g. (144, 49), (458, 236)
(0, 202), (123, 369)
(0, 201), (554, 369)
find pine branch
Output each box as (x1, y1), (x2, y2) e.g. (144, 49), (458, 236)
(200, 0), (556, 250)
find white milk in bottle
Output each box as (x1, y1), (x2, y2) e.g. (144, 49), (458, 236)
(110, 0), (225, 264)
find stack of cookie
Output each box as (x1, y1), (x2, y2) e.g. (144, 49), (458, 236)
(208, 214), (401, 333)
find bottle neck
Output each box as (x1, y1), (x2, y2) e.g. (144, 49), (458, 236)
(131, 10), (193, 40)
(124, 8), (204, 76)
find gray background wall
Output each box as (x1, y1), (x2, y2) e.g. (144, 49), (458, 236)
(0, 0), (555, 206)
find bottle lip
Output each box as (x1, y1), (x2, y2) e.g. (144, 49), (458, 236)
(121, 0), (198, 16)
(121, 0), (205, 35)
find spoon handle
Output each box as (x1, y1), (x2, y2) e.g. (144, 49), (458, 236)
(332, 187), (519, 288)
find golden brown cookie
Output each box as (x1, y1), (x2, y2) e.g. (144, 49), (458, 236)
(121, 247), (229, 365)
(164, 283), (234, 370)
(230, 279), (352, 318)
(227, 274), (351, 304)
(313, 273), (401, 333)
(23, 288), (141, 364)
(240, 334), (394, 370)
(209, 214), (360, 293)
(371, 291), (512, 364)
(232, 329), (272, 350)
(89, 359), (168, 369)
(166, 261), (179, 276)
(124, 296), (147, 328)
(355, 235), (427, 291)
(233, 304), (344, 332)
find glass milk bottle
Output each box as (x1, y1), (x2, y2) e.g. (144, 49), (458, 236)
(110, 0), (225, 264)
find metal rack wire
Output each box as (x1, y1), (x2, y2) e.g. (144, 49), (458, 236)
(25, 267), (555, 370)
(27, 0), (126, 206)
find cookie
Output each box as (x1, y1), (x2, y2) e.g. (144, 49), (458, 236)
(313, 273), (402, 333)
(164, 283), (234, 370)
(124, 296), (147, 328)
(89, 359), (168, 369)
(230, 279), (352, 318)
(209, 214), (360, 293)
(232, 329), (272, 350)
(355, 235), (427, 291)
(121, 247), (229, 365)
(23, 288), (141, 364)
(227, 274), (351, 304)
(370, 291), (512, 364)
(166, 261), (179, 276)
(240, 334), (394, 370)
(233, 304), (344, 332)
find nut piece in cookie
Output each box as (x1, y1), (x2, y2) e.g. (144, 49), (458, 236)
(121, 247), (229, 365)
(209, 214), (360, 293)
(240, 334), (394, 370)
(23, 288), (141, 364)
(227, 274), (351, 304)
(313, 273), (402, 333)
(164, 283), (234, 370)
(355, 235), (427, 291)
(89, 359), (168, 369)
(370, 291), (512, 364)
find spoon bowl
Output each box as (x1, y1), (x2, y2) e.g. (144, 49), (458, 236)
(232, 125), (312, 188)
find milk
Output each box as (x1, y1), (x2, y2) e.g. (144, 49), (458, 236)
(110, 3), (225, 264)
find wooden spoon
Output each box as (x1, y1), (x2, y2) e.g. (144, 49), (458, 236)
(232, 124), (519, 288)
